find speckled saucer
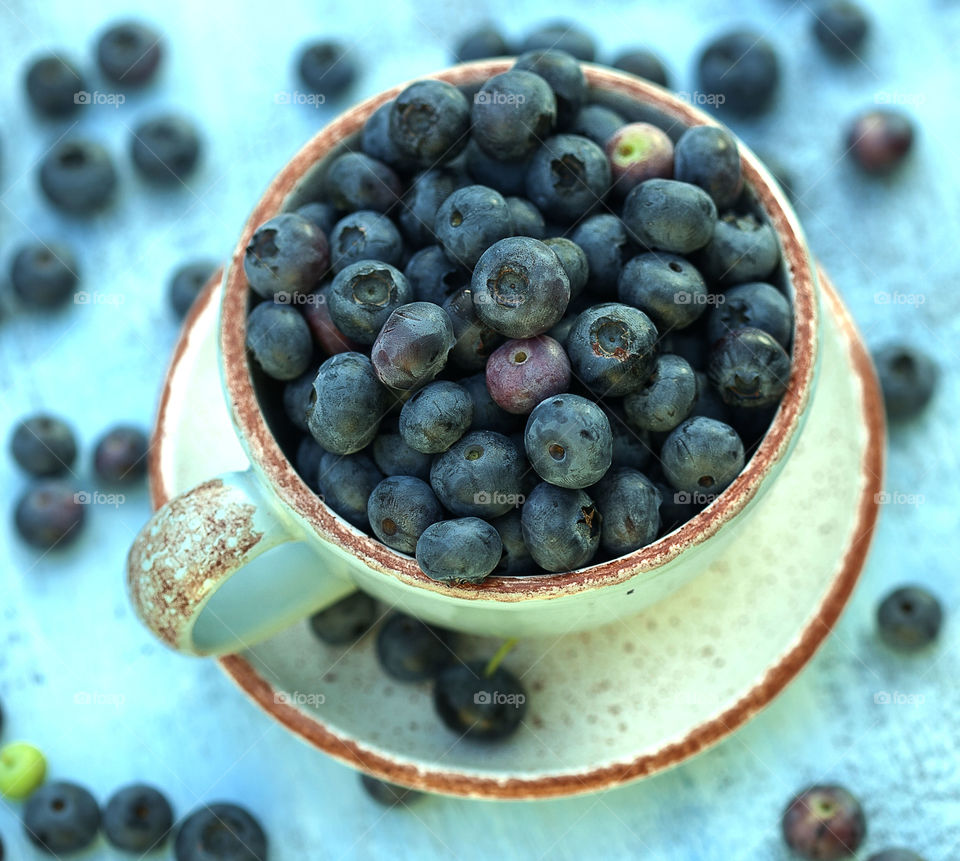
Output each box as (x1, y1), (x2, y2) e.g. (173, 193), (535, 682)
(150, 265), (883, 800)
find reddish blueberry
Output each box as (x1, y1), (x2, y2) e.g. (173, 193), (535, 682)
(486, 336), (571, 415)
(781, 785), (866, 860)
(605, 122), (674, 197)
(847, 109), (914, 174)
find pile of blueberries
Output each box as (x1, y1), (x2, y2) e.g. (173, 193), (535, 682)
(245, 54), (796, 585)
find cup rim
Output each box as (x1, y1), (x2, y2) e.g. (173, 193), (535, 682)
(219, 60), (819, 601)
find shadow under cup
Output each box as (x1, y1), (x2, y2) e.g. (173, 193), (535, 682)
(204, 61), (820, 648)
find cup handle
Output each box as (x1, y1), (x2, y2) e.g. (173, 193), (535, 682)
(127, 470), (355, 656)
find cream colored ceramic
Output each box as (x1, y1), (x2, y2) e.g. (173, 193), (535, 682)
(128, 62), (822, 657)
(151, 263), (882, 799)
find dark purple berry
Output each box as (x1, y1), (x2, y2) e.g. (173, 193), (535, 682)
(570, 104), (625, 147)
(434, 660), (527, 739)
(245, 301), (313, 380)
(298, 40), (356, 97)
(661, 416), (745, 495)
(513, 49), (586, 128)
(521, 482), (601, 571)
(309, 592), (378, 644)
(96, 21), (163, 86)
(472, 70), (557, 162)
(389, 80), (471, 168)
(526, 134), (611, 223)
(399, 381), (474, 454)
(317, 452), (383, 529)
(169, 260), (217, 319)
(24, 54), (87, 117)
(674, 125), (743, 209)
(174, 802), (267, 861)
(813, 2), (870, 58)
(399, 169), (466, 247)
(376, 613), (454, 681)
(302, 286), (360, 356)
(10, 414), (77, 477)
(329, 210), (403, 274)
(698, 212), (780, 286)
(404, 245), (469, 305)
(570, 214), (632, 298)
(371, 302), (455, 390)
(328, 260), (413, 345)
(781, 785), (866, 860)
(708, 327), (791, 408)
(698, 31), (780, 116)
(416, 517), (503, 583)
(707, 281), (792, 348)
(430, 431), (527, 517)
(38, 139), (118, 214)
(324, 152), (401, 213)
(622, 179), (716, 253)
(873, 344), (937, 419)
(14, 481), (86, 549)
(103, 784), (174, 852)
(94, 425), (149, 484)
(847, 110), (914, 174)
(243, 213), (329, 300)
(543, 237), (589, 297)
(592, 467), (660, 555)
(443, 287), (505, 372)
(524, 394), (612, 489)
(130, 114), (202, 184)
(611, 48), (670, 87)
(486, 336), (571, 415)
(618, 252), (708, 331)
(10, 241), (80, 308)
(368, 475), (444, 554)
(23, 781), (100, 854)
(877, 585), (942, 651)
(624, 353), (697, 433)
(435, 185), (514, 270)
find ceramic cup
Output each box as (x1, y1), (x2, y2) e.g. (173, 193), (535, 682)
(127, 61), (819, 657)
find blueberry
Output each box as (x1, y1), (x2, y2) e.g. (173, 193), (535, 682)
(618, 252), (708, 331)
(465, 142), (532, 195)
(570, 104), (625, 147)
(103, 784), (174, 852)
(813, 2), (870, 58)
(521, 482), (600, 571)
(443, 287), (505, 372)
(295, 201), (339, 236)
(873, 344), (938, 419)
(416, 517), (503, 583)
(526, 134), (611, 223)
(435, 185), (514, 269)
(97, 20), (163, 86)
(0, 742), (47, 800)
(567, 303), (658, 396)
(317, 452), (383, 529)
(434, 659), (527, 739)
(692, 371), (731, 422)
(361, 101), (416, 173)
(520, 21), (596, 61)
(324, 152), (401, 214)
(298, 39), (356, 97)
(295, 436), (325, 491)
(14, 481), (85, 549)
(847, 109), (914, 174)
(471, 236), (570, 338)
(244, 212), (329, 300)
(38, 139), (118, 214)
(662, 416), (745, 494)
(506, 196), (546, 239)
(491, 510), (535, 574)
(399, 168), (465, 247)
(876, 585), (942, 651)
(310, 592), (377, 644)
(371, 302), (455, 390)
(302, 285), (360, 355)
(10, 241), (79, 308)
(611, 49), (670, 87)
(376, 613), (454, 681)
(656, 480), (706, 533)
(454, 24), (511, 61)
(246, 301), (312, 380)
(708, 327), (791, 408)
(329, 210), (403, 274)
(698, 31), (780, 116)
(607, 408), (652, 471)
(404, 245), (468, 305)
(624, 354), (697, 433)
(623, 179), (717, 253)
(866, 851), (926, 861)
(94, 425), (149, 484)
(369, 475), (444, 553)
(698, 212), (780, 286)
(592, 467), (660, 556)
(570, 214), (632, 297)
(524, 394), (612, 489)
(707, 282), (792, 348)
(328, 260), (413, 344)
(23, 781), (100, 854)
(389, 80), (471, 168)
(472, 70), (557, 162)
(605, 123), (675, 197)
(307, 352), (391, 454)
(781, 785), (865, 860)
(543, 237), (589, 298)
(459, 373), (523, 434)
(430, 431), (527, 516)
(24, 55), (86, 117)
(131, 114), (202, 184)
(371, 431), (431, 480)
(513, 49), (586, 128)
(10, 414), (77, 478)
(360, 774), (424, 806)
(169, 259), (217, 319)
(399, 381), (474, 454)
(175, 802), (267, 861)
(659, 329), (710, 371)
(486, 336), (571, 415)
(674, 125), (743, 210)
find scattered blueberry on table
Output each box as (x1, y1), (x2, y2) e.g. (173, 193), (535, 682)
(781, 784), (866, 860)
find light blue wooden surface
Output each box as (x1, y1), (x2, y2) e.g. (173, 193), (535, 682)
(1, 0), (957, 858)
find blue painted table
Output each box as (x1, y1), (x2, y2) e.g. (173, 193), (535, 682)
(1, 0), (956, 858)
